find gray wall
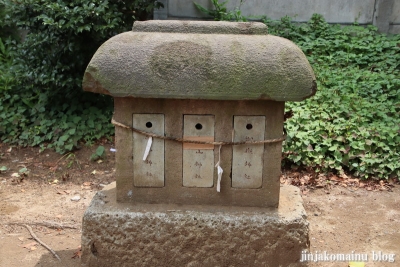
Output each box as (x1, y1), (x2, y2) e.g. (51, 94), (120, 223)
(154, 0), (400, 33)
(390, 0), (400, 33)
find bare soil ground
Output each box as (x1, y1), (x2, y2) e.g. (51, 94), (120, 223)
(0, 142), (399, 267)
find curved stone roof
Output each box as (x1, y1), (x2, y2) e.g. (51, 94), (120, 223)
(83, 20), (316, 101)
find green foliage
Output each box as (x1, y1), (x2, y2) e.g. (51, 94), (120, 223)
(0, 2), (19, 40)
(65, 152), (80, 169)
(0, 2), (18, 92)
(90, 145), (105, 161)
(265, 14), (400, 179)
(194, 0), (248, 22)
(0, 86), (114, 153)
(3, 0), (139, 97)
(131, 0), (164, 20)
(0, 37), (14, 91)
(0, 0), (162, 153)
(19, 167), (29, 174)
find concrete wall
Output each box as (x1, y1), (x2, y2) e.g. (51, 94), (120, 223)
(154, 0), (400, 33)
(390, 0), (400, 33)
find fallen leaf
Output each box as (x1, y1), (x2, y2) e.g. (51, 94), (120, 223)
(49, 166), (58, 172)
(56, 189), (65, 195)
(348, 262), (365, 267)
(91, 170), (97, 175)
(72, 245), (82, 259)
(11, 173), (20, 178)
(349, 178), (359, 183)
(22, 242), (38, 249)
(341, 173), (349, 179)
(7, 147), (12, 152)
(97, 159), (103, 164)
(52, 179), (59, 184)
(72, 250), (82, 259)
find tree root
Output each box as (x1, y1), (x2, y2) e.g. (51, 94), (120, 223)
(5, 220), (79, 230)
(3, 221), (80, 263)
(23, 224), (61, 261)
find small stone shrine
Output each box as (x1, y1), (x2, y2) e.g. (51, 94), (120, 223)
(81, 20), (316, 267)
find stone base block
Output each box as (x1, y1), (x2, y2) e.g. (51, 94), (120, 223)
(81, 184), (309, 267)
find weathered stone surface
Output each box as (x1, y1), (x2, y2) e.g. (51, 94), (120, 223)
(81, 183), (309, 267)
(132, 20), (269, 34)
(83, 20), (316, 101)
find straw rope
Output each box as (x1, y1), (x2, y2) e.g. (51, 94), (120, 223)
(111, 118), (286, 145)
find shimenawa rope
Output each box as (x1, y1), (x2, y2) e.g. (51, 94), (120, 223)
(111, 118), (286, 145)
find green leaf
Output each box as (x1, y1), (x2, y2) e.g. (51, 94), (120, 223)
(96, 145), (105, 157)
(19, 167), (28, 173)
(64, 144), (74, 151)
(0, 38), (5, 55)
(59, 135), (69, 142)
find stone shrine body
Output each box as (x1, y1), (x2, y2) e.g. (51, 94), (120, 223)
(81, 20), (316, 267)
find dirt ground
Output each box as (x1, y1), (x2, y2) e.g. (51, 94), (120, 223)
(0, 142), (399, 267)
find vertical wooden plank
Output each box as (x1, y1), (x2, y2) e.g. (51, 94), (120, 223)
(183, 115), (214, 187)
(232, 116), (265, 188)
(133, 114), (164, 187)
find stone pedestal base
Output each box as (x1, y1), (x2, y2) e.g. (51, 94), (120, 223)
(81, 184), (309, 267)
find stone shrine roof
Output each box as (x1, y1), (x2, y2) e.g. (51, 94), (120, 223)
(83, 20), (316, 101)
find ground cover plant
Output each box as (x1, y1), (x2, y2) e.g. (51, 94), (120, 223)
(0, 0), (163, 153)
(264, 15), (400, 180)
(0, 0), (399, 180)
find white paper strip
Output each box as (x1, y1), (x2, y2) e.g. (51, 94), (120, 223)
(216, 165), (223, 192)
(142, 137), (152, 161)
(215, 145), (223, 192)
